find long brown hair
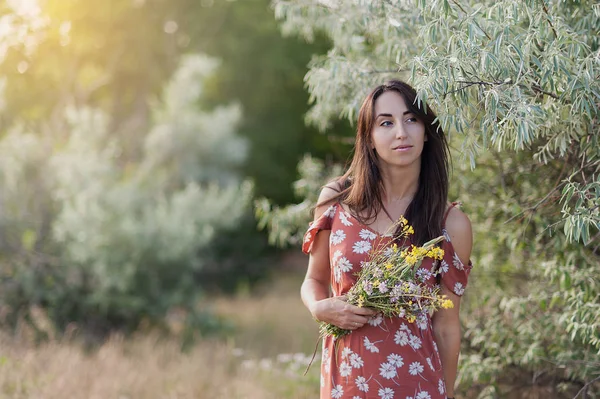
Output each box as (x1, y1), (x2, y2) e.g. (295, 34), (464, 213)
(320, 80), (450, 245)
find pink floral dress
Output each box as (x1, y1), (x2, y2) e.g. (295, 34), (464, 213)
(302, 202), (473, 399)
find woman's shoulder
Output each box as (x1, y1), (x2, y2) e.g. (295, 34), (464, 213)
(314, 178), (345, 218)
(443, 203), (473, 263)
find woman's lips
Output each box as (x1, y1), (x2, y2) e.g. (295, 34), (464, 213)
(393, 145), (412, 152)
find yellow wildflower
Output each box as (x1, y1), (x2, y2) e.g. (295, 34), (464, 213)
(357, 296), (365, 308)
(441, 299), (454, 309)
(385, 263), (393, 270)
(406, 314), (416, 323)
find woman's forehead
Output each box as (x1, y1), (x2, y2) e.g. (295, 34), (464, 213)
(374, 91), (409, 115)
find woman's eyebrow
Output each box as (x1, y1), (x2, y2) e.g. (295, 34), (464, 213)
(375, 111), (412, 118)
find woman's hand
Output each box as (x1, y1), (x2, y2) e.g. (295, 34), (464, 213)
(310, 296), (377, 330)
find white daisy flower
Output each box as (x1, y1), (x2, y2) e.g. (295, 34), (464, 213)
(341, 347), (352, 358)
(363, 337), (380, 353)
(409, 335), (422, 350)
(338, 257), (353, 273)
(387, 353), (404, 368)
(333, 264), (342, 282)
(330, 230), (346, 245)
(433, 340), (439, 353)
(440, 259), (449, 273)
(303, 232), (312, 243)
(339, 211), (353, 226)
(355, 375), (369, 392)
(332, 250), (343, 263)
(350, 353), (364, 368)
(417, 314), (428, 330)
(340, 361), (352, 377)
(378, 387), (395, 399)
(323, 205), (337, 218)
(359, 228), (377, 240)
(426, 357), (435, 371)
(438, 379), (445, 394)
(409, 361), (424, 375)
(454, 282), (465, 295)
(453, 252), (464, 270)
(399, 323), (410, 332)
(368, 313), (383, 326)
(331, 384), (344, 399)
(353, 397), (362, 399)
(379, 362), (397, 379)
(394, 330), (409, 346)
(320, 373), (325, 387)
(383, 247), (395, 257)
(353, 240), (372, 254)
(416, 391), (431, 399)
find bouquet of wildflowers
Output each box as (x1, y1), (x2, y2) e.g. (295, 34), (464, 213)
(320, 216), (454, 339)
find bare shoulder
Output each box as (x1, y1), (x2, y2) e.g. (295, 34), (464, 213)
(444, 206), (473, 263)
(314, 179), (343, 219)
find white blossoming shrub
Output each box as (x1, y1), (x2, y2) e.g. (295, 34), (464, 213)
(0, 54), (253, 338)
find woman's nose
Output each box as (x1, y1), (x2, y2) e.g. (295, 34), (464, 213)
(395, 124), (407, 139)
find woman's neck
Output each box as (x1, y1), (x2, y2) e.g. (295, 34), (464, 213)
(379, 163), (420, 205)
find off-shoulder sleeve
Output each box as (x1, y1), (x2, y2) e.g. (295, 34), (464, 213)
(438, 229), (473, 296)
(302, 204), (337, 254)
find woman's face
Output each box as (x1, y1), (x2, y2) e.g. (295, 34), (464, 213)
(371, 90), (426, 169)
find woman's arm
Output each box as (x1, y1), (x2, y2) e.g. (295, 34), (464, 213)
(301, 184), (376, 330)
(432, 207), (473, 398)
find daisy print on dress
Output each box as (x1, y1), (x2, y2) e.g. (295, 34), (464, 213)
(353, 240), (372, 254)
(359, 228), (377, 241)
(452, 252), (464, 270)
(355, 375), (370, 392)
(339, 361), (352, 377)
(330, 230), (346, 245)
(368, 312), (383, 327)
(394, 329), (409, 346)
(379, 387), (395, 399)
(387, 353), (404, 368)
(323, 204), (337, 218)
(416, 391), (432, 399)
(350, 352), (364, 368)
(363, 336), (380, 353)
(342, 347), (353, 359)
(339, 211), (354, 226)
(454, 282), (465, 295)
(332, 250), (343, 264)
(438, 379), (445, 394)
(337, 256), (353, 273)
(379, 362), (397, 379)
(409, 334), (423, 350)
(408, 361), (424, 376)
(439, 259), (449, 273)
(331, 384), (344, 399)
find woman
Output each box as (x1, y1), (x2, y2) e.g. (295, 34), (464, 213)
(301, 80), (473, 399)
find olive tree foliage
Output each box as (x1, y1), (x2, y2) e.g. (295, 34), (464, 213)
(256, 0), (599, 395)
(274, 0), (599, 242)
(0, 54), (251, 338)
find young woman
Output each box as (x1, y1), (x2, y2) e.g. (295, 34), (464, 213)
(301, 80), (473, 399)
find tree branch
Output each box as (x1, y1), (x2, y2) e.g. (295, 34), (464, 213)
(541, 0), (558, 40)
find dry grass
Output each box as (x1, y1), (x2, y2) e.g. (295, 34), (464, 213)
(0, 254), (588, 398)
(0, 261), (320, 399)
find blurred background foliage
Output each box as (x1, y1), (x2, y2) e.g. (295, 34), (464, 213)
(0, 0), (353, 342)
(0, 0), (598, 398)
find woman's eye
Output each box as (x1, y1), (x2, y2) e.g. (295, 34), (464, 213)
(405, 117), (418, 123)
(381, 120), (393, 126)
